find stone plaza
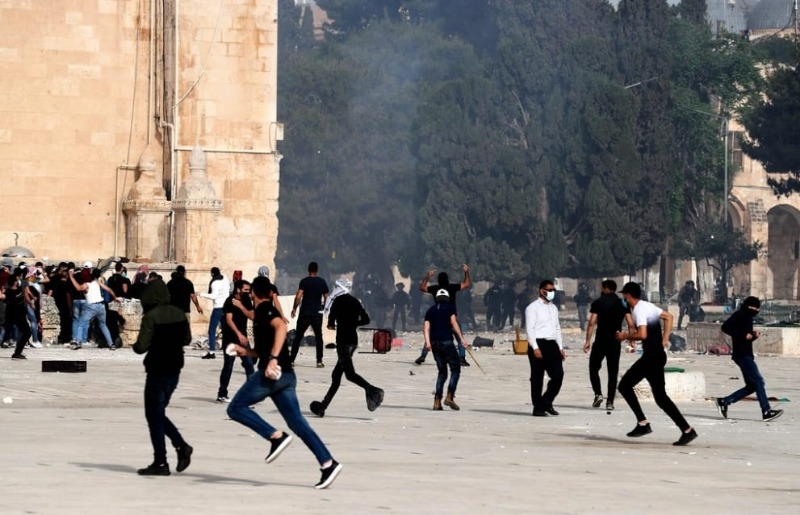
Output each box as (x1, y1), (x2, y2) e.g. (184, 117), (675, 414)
(1, 327), (797, 514)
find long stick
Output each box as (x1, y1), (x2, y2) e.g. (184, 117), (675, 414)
(465, 346), (487, 375)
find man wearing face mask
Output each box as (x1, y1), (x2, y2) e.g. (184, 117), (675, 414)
(216, 280), (256, 402)
(715, 296), (782, 422)
(525, 279), (565, 417)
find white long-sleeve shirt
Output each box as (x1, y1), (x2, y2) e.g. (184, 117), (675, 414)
(201, 276), (229, 308)
(525, 298), (562, 350)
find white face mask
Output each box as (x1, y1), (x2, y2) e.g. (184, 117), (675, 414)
(544, 290), (555, 302)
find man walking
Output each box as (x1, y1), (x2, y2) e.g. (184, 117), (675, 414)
(715, 296), (783, 422)
(133, 279), (193, 476)
(525, 280), (565, 417)
(289, 262), (329, 367)
(200, 267), (228, 359)
(415, 264), (471, 366)
(423, 289), (469, 411)
(616, 282), (698, 445)
(167, 265), (203, 323)
(583, 280), (633, 412)
(310, 278), (384, 417)
(216, 279), (255, 403)
(226, 276), (343, 489)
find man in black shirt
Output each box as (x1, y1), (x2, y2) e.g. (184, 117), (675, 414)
(226, 276), (343, 489)
(715, 296), (783, 422)
(290, 261), (329, 367)
(310, 279), (383, 417)
(416, 264), (471, 365)
(583, 280), (633, 411)
(167, 265), (203, 319)
(216, 280), (255, 402)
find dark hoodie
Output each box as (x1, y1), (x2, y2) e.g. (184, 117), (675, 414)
(133, 279), (191, 374)
(721, 297), (760, 359)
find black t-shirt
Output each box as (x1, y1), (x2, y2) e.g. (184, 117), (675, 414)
(425, 302), (456, 342)
(167, 276), (195, 312)
(106, 274), (129, 298)
(253, 301), (292, 372)
(5, 286), (25, 316)
(50, 278), (71, 308)
(426, 284), (462, 314)
(590, 293), (629, 343)
(298, 276), (329, 316)
(328, 294), (370, 344)
(221, 295), (249, 343)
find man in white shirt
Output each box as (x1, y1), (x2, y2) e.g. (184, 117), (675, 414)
(525, 279), (565, 417)
(616, 282), (698, 446)
(200, 267), (229, 359)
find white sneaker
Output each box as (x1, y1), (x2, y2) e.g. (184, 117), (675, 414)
(29, 341), (42, 349)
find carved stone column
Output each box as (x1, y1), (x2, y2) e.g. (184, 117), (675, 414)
(122, 147), (172, 262)
(173, 145), (222, 265)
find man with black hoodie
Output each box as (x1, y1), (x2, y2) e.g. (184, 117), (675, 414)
(716, 296), (783, 422)
(133, 279), (193, 476)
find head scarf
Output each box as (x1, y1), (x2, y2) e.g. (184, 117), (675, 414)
(324, 277), (352, 314)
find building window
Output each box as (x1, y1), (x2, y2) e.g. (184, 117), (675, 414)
(730, 130), (744, 170)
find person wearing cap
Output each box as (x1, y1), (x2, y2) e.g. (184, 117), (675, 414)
(616, 282), (698, 445)
(415, 264), (471, 366)
(200, 267), (229, 359)
(715, 296), (783, 422)
(423, 288), (469, 411)
(525, 280), (565, 417)
(309, 278), (383, 417)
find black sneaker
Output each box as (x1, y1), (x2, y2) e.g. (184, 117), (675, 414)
(216, 396), (230, 403)
(532, 409), (548, 417)
(606, 402), (614, 412)
(202, 352), (216, 359)
(137, 462), (171, 476)
(366, 388), (384, 412)
(763, 409), (783, 422)
(627, 423), (653, 438)
(673, 428), (698, 446)
(310, 401), (326, 417)
(460, 358), (470, 367)
(176, 445), (193, 473)
(545, 406), (559, 416)
(71, 344), (82, 351)
(11, 353), (26, 360)
(592, 394), (603, 408)
(265, 433), (293, 464)
(716, 398), (728, 419)
(314, 460), (343, 489)
(414, 356), (425, 365)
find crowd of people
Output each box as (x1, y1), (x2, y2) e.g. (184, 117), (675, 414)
(3, 259), (784, 488)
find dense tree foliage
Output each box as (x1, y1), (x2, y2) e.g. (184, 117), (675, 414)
(276, 0), (765, 283)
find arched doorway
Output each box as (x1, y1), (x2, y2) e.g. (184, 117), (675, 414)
(767, 205), (800, 299)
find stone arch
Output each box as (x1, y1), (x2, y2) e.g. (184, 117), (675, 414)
(767, 205), (800, 299)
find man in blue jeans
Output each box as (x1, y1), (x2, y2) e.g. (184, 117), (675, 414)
(227, 275), (342, 489)
(422, 289), (469, 411)
(716, 296), (783, 422)
(133, 279), (193, 476)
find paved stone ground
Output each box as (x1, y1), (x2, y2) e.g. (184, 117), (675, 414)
(1, 329), (798, 514)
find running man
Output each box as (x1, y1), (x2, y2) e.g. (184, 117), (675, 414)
(616, 282), (698, 446)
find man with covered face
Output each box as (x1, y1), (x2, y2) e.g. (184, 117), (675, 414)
(215, 279), (256, 403)
(525, 279), (565, 417)
(133, 278), (193, 476)
(309, 278), (384, 417)
(715, 296), (783, 422)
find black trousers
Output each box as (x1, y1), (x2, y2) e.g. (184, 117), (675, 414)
(9, 312), (31, 355)
(290, 314), (324, 363)
(589, 340), (621, 403)
(618, 351), (690, 431)
(321, 342), (375, 408)
(527, 339), (564, 411)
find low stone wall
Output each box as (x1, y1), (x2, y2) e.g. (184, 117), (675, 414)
(633, 370), (706, 401)
(687, 322), (800, 355)
(41, 296), (143, 348)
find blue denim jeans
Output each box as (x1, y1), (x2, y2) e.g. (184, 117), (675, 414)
(72, 299), (87, 341)
(144, 373), (187, 465)
(722, 355), (771, 414)
(227, 369), (332, 466)
(26, 305), (40, 342)
(77, 302), (113, 346)
(420, 341), (466, 360)
(431, 340), (461, 398)
(207, 308), (224, 351)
